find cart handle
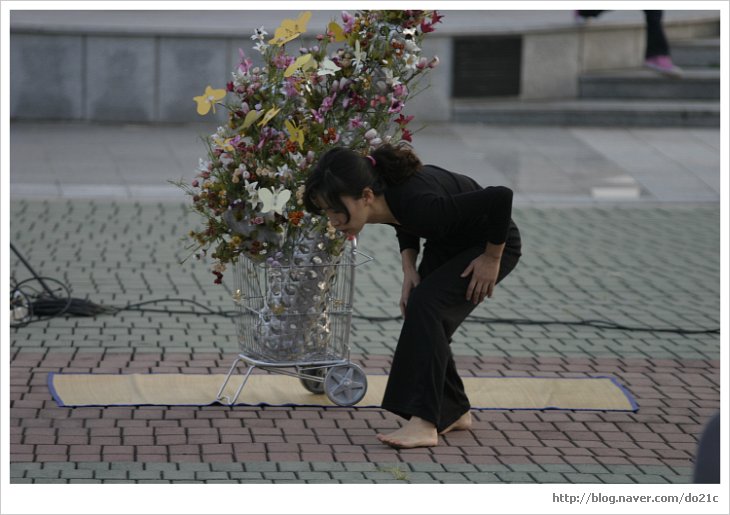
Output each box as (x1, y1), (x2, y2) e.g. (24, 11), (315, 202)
(349, 236), (373, 267)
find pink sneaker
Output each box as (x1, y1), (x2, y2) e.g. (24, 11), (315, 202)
(644, 55), (683, 78)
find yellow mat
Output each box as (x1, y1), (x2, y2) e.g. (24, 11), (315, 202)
(48, 373), (637, 411)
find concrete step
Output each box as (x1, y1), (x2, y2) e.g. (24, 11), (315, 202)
(452, 98), (720, 127)
(671, 38), (721, 68)
(579, 68), (720, 100)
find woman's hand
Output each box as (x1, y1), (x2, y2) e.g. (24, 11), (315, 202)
(461, 253), (501, 305)
(400, 268), (421, 317)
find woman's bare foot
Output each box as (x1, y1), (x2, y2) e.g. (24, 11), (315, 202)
(377, 416), (439, 449)
(439, 411), (472, 435)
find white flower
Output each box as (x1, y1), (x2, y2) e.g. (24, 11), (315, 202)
(251, 26), (268, 40)
(254, 40), (269, 53)
(364, 128), (378, 140)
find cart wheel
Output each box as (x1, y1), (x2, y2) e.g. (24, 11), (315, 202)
(299, 368), (326, 394)
(324, 364), (367, 406)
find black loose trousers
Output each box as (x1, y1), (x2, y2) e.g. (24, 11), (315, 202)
(379, 165), (522, 432)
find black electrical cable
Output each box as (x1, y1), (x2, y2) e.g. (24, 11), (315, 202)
(9, 244), (719, 335)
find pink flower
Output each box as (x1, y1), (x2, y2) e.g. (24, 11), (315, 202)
(393, 84), (407, 98)
(192, 179), (199, 187)
(388, 99), (404, 114)
(283, 78), (299, 97)
(252, 216), (264, 225)
(348, 116), (363, 129)
(237, 48), (253, 74)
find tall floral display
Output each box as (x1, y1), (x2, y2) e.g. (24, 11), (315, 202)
(179, 10), (442, 364)
(181, 10), (442, 282)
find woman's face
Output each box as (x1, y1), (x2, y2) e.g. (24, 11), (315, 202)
(319, 193), (370, 236)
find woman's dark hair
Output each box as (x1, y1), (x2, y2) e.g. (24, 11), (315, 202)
(304, 143), (422, 222)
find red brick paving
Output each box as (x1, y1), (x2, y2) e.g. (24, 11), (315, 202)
(9, 350), (719, 469)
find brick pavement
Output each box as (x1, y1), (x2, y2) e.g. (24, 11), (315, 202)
(9, 200), (720, 483)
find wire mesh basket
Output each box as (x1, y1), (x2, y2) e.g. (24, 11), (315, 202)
(217, 238), (372, 406)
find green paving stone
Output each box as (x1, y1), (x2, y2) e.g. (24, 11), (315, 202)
(33, 479), (68, 484)
(340, 462), (377, 472)
(59, 470), (95, 479)
(163, 471), (197, 480)
(311, 462), (345, 472)
(573, 464), (611, 475)
(464, 472), (500, 483)
(542, 464), (578, 474)
(244, 462), (278, 472)
(11, 463), (42, 471)
(431, 472), (470, 482)
(111, 463), (144, 471)
(205, 480), (241, 484)
(599, 474), (635, 484)
(563, 473), (603, 484)
(137, 480), (172, 484)
(27, 470), (61, 479)
(604, 465), (642, 475)
(210, 463), (245, 472)
(276, 462), (311, 472)
(96, 470), (131, 480)
(69, 479), (102, 484)
(178, 463), (212, 472)
(296, 472), (332, 481)
(476, 464), (511, 473)
(408, 462), (445, 472)
(441, 464), (478, 473)
(78, 463), (111, 471)
(630, 475), (670, 484)
(229, 472), (265, 480)
(495, 472), (534, 483)
(129, 471), (163, 480)
(364, 472), (405, 481)
(10, 479), (33, 484)
(41, 463), (78, 472)
(195, 472), (230, 481)
(508, 464), (544, 473)
(403, 472), (439, 483)
(329, 472), (367, 481)
(144, 463), (180, 472)
(305, 480), (341, 484)
(639, 465), (678, 476)
(262, 472), (298, 480)
(529, 472), (570, 483)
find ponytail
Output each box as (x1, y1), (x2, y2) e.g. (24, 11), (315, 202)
(370, 143), (422, 186)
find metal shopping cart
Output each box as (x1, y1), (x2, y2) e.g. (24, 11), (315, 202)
(216, 238), (372, 406)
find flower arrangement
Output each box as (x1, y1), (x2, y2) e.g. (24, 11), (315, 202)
(179, 10), (442, 284)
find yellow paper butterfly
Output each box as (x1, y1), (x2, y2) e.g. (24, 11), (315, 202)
(257, 106), (281, 127)
(193, 85), (226, 115)
(241, 109), (264, 130)
(285, 119), (305, 149)
(212, 135), (234, 152)
(284, 53), (316, 78)
(327, 21), (346, 42)
(269, 11), (312, 46)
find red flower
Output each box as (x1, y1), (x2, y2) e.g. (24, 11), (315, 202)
(395, 114), (414, 126)
(401, 129), (413, 142)
(213, 271), (223, 284)
(226, 81), (234, 92)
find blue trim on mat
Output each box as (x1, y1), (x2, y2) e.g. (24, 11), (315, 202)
(47, 372), (639, 412)
(47, 372), (66, 408)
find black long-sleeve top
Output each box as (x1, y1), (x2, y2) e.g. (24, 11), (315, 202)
(383, 165), (516, 256)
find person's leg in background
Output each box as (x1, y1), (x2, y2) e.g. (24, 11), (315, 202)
(643, 10), (683, 77)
